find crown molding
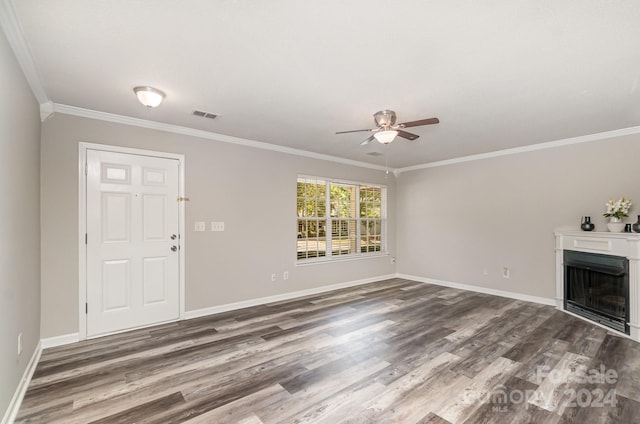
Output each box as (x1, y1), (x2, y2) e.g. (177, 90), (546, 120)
(39, 101), (54, 121)
(396, 125), (640, 174)
(2, 0), (638, 174)
(0, 0), (48, 104)
(52, 102), (640, 175)
(52, 103), (391, 172)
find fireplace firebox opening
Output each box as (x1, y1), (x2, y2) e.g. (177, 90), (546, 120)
(564, 250), (630, 335)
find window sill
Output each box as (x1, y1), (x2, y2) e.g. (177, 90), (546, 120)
(296, 252), (389, 266)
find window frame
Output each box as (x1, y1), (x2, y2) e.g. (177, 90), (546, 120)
(296, 175), (387, 264)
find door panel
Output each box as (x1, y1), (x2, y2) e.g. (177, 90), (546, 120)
(102, 163), (130, 183)
(86, 149), (180, 337)
(143, 195), (166, 241)
(143, 167), (167, 185)
(102, 192), (131, 243)
(102, 259), (131, 311)
(143, 257), (167, 305)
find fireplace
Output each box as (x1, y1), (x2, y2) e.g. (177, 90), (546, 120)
(564, 250), (629, 334)
(555, 231), (640, 342)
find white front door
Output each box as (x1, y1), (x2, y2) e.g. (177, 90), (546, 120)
(86, 149), (180, 337)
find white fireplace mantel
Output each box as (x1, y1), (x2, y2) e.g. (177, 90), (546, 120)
(555, 230), (640, 342)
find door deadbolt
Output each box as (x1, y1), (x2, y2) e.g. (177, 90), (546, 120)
(171, 245), (177, 252)
(170, 234), (177, 240)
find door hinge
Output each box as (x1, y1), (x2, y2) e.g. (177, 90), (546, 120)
(85, 303), (88, 314)
(85, 233), (88, 244)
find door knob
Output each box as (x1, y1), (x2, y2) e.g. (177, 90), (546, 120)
(171, 245), (177, 252)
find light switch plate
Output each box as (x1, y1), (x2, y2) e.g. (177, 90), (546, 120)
(211, 221), (225, 232)
(194, 222), (206, 232)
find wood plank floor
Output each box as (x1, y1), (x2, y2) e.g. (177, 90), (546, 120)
(16, 278), (640, 423)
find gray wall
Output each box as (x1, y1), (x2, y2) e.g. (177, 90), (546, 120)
(0, 31), (41, 417)
(41, 112), (640, 339)
(40, 114), (396, 338)
(396, 134), (640, 299)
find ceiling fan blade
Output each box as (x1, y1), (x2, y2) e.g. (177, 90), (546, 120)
(360, 135), (375, 145)
(399, 117), (440, 128)
(336, 128), (373, 134)
(396, 130), (420, 141)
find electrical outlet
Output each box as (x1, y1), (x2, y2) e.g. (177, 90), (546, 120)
(283, 271), (289, 280)
(18, 333), (22, 355)
(271, 273), (276, 282)
(194, 221), (205, 232)
(503, 267), (510, 279)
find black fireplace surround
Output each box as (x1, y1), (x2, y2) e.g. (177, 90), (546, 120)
(564, 250), (630, 334)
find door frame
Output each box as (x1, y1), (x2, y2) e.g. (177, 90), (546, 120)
(78, 142), (186, 340)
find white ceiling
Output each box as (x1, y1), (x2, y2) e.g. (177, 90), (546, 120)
(11, 0), (640, 168)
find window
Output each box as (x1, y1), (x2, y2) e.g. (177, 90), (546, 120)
(297, 176), (386, 261)
(296, 177), (327, 259)
(360, 185), (383, 253)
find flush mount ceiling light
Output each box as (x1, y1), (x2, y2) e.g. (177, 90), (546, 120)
(373, 130), (398, 144)
(133, 86), (165, 108)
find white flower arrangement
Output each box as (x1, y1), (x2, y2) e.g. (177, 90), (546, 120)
(603, 196), (632, 220)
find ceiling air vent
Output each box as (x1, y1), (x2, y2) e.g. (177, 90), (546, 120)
(192, 110), (218, 119)
(367, 152), (383, 156)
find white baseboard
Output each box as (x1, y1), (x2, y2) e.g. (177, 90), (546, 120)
(34, 273), (554, 349)
(1, 342), (42, 424)
(41, 333), (80, 349)
(396, 273), (556, 306)
(35, 276), (396, 348)
(184, 274), (396, 320)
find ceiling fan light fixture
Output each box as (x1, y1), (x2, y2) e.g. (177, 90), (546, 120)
(374, 130), (398, 144)
(133, 86), (165, 108)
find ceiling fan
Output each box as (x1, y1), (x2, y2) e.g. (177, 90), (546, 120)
(336, 110), (439, 145)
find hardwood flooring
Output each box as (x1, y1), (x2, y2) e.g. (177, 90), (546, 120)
(15, 278), (640, 423)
